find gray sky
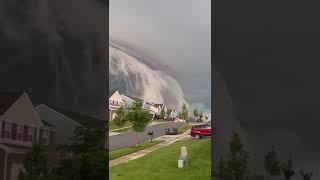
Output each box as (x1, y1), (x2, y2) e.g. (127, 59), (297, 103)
(110, 0), (211, 111)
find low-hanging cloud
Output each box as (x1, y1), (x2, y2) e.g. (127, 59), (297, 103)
(110, 0), (211, 112)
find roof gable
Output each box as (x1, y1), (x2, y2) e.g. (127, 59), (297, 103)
(1, 92), (43, 126)
(109, 91), (124, 102)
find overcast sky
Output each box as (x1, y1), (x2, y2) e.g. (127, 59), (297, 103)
(110, 0), (211, 111)
(215, 0), (320, 176)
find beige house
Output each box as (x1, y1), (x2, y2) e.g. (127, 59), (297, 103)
(0, 92), (56, 180)
(109, 91), (127, 121)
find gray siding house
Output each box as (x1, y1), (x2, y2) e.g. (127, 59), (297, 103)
(35, 104), (82, 146)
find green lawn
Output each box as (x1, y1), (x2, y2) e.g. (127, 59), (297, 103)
(109, 141), (163, 160)
(110, 139), (211, 180)
(151, 119), (167, 123)
(109, 121), (132, 130)
(113, 126), (132, 133)
(177, 125), (192, 134)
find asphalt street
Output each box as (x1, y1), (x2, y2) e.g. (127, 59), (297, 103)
(108, 122), (185, 151)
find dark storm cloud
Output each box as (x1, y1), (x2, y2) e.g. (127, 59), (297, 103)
(0, 0), (107, 118)
(110, 0), (211, 111)
(215, 0), (320, 176)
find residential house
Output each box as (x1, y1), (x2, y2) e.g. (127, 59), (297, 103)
(38, 106), (107, 152)
(120, 94), (157, 119)
(154, 104), (167, 119)
(44, 106), (107, 129)
(120, 94), (135, 109)
(0, 92), (56, 180)
(109, 91), (127, 121)
(144, 101), (157, 119)
(168, 109), (177, 120)
(35, 104), (82, 146)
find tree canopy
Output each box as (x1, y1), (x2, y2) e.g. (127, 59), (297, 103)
(113, 105), (126, 127)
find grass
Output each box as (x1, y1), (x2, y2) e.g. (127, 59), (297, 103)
(152, 119), (167, 123)
(177, 125), (192, 134)
(110, 139), (211, 180)
(113, 126), (132, 133)
(109, 121), (132, 130)
(109, 140), (163, 160)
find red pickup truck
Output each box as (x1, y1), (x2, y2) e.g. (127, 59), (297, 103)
(191, 124), (211, 139)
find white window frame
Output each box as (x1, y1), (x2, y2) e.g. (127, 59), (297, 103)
(27, 127), (33, 142)
(40, 130), (49, 145)
(4, 122), (11, 139)
(16, 125), (23, 141)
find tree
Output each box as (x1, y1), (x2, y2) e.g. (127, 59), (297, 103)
(54, 126), (107, 180)
(126, 101), (152, 146)
(300, 170), (312, 180)
(227, 132), (250, 180)
(193, 108), (199, 119)
(113, 105), (126, 127)
(218, 156), (230, 179)
(160, 108), (166, 120)
(181, 103), (188, 120)
(19, 144), (49, 180)
(264, 146), (281, 179)
(282, 158), (295, 180)
(166, 109), (172, 120)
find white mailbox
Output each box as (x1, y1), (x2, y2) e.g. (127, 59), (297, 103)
(178, 159), (184, 168)
(181, 146), (187, 157)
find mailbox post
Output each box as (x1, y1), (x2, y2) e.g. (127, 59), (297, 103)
(147, 131), (153, 142)
(178, 146), (188, 168)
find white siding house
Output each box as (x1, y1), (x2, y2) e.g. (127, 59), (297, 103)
(0, 92), (56, 180)
(109, 91), (127, 121)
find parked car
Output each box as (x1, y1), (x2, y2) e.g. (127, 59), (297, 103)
(191, 123), (211, 139)
(165, 128), (178, 135)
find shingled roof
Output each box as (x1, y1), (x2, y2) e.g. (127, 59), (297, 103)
(47, 105), (107, 129)
(154, 104), (164, 108)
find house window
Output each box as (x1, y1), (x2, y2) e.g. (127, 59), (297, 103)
(27, 127), (33, 142)
(4, 122), (11, 139)
(40, 130), (49, 145)
(16, 125), (23, 140)
(11, 123), (17, 140)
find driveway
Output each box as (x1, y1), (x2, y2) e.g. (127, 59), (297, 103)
(108, 122), (185, 151)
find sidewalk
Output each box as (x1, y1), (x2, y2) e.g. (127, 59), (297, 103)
(109, 129), (191, 167)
